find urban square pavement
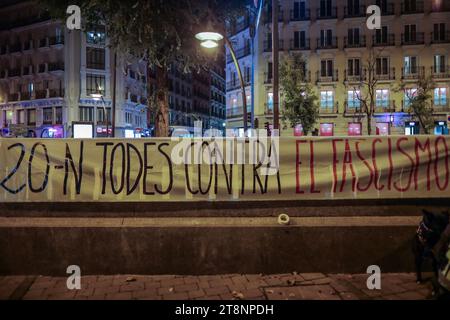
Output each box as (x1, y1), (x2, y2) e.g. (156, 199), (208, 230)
(0, 273), (434, 300)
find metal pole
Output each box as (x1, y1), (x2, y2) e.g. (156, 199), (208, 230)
(224, 36), (248, 133)
(272, 0), (280, 131)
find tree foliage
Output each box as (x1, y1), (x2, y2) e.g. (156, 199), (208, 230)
(397, 75), (436, 134)
(39, 0), (250, 136)
(279, 53), (319, 135)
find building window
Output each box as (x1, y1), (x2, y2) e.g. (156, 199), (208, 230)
(375, 26), (388, 44)
(86, 74), (106, 95)
(27, 109), (36, 125)
(17, 110), (25, 124)
(404, 56), (418, 74)
(55, 107), (63, 124)
(86, 26), (106, 45)
(79, 107), (94, 122)
(125, 112), (132, 124)
(320, 60), (333, 77)
(347, 58), (360, 76)
(433, 23), (446, 42)
(43, 108), (53, 124)
(319, 29), (333, 47)
(86, 47), (105, 70)
(434, 88), (447, 106)
(376, 89), (390, 107)
(320, 90), (334, 109)
(434, 55), (446, 73)
(376, 57), (389, 74)
(97, 108), (111, 124)
(267, 92), (274, 112)
(404, 88), (418, 107)
(348, 123), (362, 136)
(347, 90), (361, 108)
(347, 28), (360, 46)
(404, 24), (417, 43)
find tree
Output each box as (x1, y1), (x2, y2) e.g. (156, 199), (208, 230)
(351, 49), (383, 136)
(397, 74), (436, 134)
(40, 0), (249, 136)
(279, 53), (319, 135)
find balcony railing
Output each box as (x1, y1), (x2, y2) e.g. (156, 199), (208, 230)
(226, 80), (241, 91)
(344, 36), (366, 48)
(316, 7), (338, 19)
(320, 102), (339, 114)
(48, 89), (64, 98)
(226, 46), (250, 63)
(344, 5), (366, 18)
(20, 92), (31, 101)
(263, 40), (284, 52)
(49, 36), (64, 46)
(431, 31), (450, 44)
(290, 9), (310, 21)
(344, 101), (363, 114)
(402, 66), (425, 80)
(432, 102), (450, 112)
(289, 38), (310, 50)
(316, 37), (338, 49)
(227, 107), (244, 118)
(431, 66), (450, 79)
(9, 44), (21, 54)
(38, 38), (49, 48)
(8, 93), (19, 102)
(374, 68), (396, 81)
(316, 70), (339, 83)
(8, 68), (21, 77)
(401, 1), (424, 14)
(401, 32), (425, 45)
(48, 62), (64, 72)
(35, 90), (47, 99)
(375, 101), (396, 113)
(37, 63), (47, 73)
(372, 34), (395, 46)
(344, 69), (365, 82)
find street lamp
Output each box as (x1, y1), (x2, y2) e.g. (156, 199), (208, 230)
(91, 92), (109, 138)
(195, 31), (249, 133)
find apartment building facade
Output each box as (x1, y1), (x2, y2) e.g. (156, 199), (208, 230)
(226, 0), (450, 136)
(0, 1), (147, 138)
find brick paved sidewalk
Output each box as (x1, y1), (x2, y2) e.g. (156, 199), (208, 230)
(0, 273), (434, 300)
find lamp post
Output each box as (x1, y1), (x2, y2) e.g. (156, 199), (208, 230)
(91, 93), (109, 138)
(195, 31), (249, 133)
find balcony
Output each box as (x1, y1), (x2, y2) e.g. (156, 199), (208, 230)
(20, 92), (31, 101)
(35, 90), (47, 99)
(316, 70), (339, 83)
(23, 40), (33, 52)
(316, 7), (338, 19)
(401, 32), (425, 45)
(316, 37), (338, 50)
(432, 102), (450, 113)
(290, 9), (310, 21)
(9, 44), (21, 54)
(49, 36), (65, 47)
(226, 80), (241, 91)
(48, 62), (64, 73)
(372, 34), (395, 47)
(263, 40), (284, 52)
(8, 93), (19, 102)
(344, 36), (366, 48)
(431, 31), (450, 44)
(38, 38), (49, 49)
(227, 107), (244, 118)
(431, 66), (450, 79)
(289, 38), (310, 50)
(344, 5), (366, 18)
(8, 68), (21, 78)
(374, 68), (396, 81)
(344, 101), (363, 115)
(401, 1), (424, 14)
(22, 66), (33, 77)
(320, 103), (339, 114)
(226, 46), (250, 63)
(375, 101), (396, 113)
(402, 66), (425, 80)
(344, 69), (365, 82)
(48, 89), (64, 98)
